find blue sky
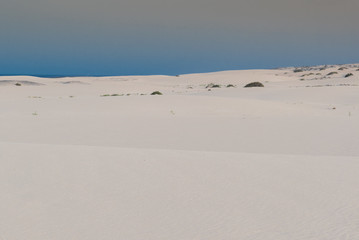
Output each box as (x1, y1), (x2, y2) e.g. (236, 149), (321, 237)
(1, 0), (358, 76)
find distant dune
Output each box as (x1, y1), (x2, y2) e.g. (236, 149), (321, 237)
(1, 64), (358, 240)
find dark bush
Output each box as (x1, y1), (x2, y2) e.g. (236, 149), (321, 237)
(327, 72), (338, 76)
(206, 83), (221, 88)
(226, 84), (235, 88)
(344, 73), (354, 78)
(15, 83), (22, 86)
(244, 82), (264, 88)
(301, 73), (314, 77)
(151, 91), (163, 95)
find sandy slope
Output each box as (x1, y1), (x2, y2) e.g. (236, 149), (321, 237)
(0, 64), (358, 239)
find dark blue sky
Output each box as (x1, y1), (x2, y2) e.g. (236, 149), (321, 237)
(1, 0), (358, 76)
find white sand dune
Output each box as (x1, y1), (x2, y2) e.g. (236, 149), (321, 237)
(0, 64), (358, 239)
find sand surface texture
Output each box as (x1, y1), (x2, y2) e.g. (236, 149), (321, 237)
(1, 64), (358, 239)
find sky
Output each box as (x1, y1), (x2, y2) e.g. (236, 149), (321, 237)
(1, 0), (359, 76)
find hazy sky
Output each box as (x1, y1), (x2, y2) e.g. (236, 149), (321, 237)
(1, 0), (358, 75)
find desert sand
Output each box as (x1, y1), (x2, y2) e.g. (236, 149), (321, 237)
(1, 64), (358, 239)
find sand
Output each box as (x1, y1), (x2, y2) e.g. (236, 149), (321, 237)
(0, 64), (358, 239)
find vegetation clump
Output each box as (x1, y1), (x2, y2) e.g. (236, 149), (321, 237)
(244, 82), (264, 88)
(100, 93), (124, 97)
(301, 73), (314, 77)
(338, 67), (348, 71)
(319, 67), (327, 71)
(226, 84), (235, 88)
(293, 68), (303, 73)
(15, 83), (22, 86)
(206, 83), (221, 88)
(344, 73), (354, 78)
(327, 72), (338, 76)
(151, 91), (163, 95)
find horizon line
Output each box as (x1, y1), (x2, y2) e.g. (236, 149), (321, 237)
(1, 62), (357, 78)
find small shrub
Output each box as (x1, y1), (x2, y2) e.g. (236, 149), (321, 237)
(327, 72), (338, 76)
(15, 83), (22, 86)
(151, 91), (163, 95)
(301, 73), (314, 77)
(293, 68), (303, 73)
(344, 73), (354, 78)
(244, 82), (264, 88)
(100, 93), (124, 97)
(226, 84), (235, 88)
(338, 67), (347, 71)
(206, 83), (221, 88)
